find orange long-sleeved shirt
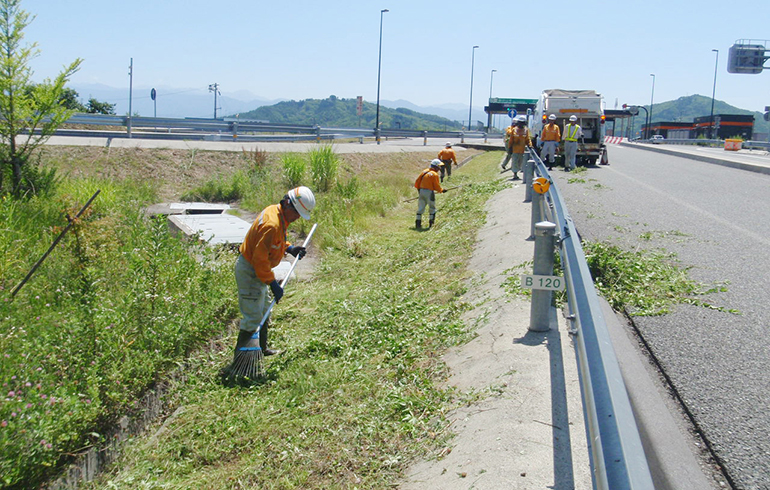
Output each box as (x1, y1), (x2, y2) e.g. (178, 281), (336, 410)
(507, 126), (532, 154)
(437, 148), (457, 164)
(541, 123), (561, 142)
(239, 204), (291, 284)
(414, 168), (444, 192)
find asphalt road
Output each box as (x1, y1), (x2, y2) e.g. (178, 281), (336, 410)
(550, 145), (770, 490)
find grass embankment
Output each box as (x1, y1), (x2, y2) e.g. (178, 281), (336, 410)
(1, 145), (503, 489)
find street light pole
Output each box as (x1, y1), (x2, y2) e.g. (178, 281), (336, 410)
(648, 73), (655, 139)
(375, 8), (388, 145)
(468, 45), (479, 131)
(710, 49), (719, 139)
(488, 69), (496, 131)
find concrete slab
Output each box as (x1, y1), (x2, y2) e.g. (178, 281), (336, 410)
(167, 214), (250, 245)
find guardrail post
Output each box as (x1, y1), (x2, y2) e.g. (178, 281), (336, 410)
(529, 187), (544, 240)
(461, 131), (465, 144)
(423, 131), (428, 146)
(484, 132), (488, 143)
(359, 136), (364, 144)
(524, 158), (535, 202)
(315, 125), (321, 143)
(529, 221), (556, 332)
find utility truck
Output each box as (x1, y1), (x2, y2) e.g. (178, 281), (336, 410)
(532, 89), (608, 166)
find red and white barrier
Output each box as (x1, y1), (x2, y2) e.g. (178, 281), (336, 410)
(604, 136), (625, 144)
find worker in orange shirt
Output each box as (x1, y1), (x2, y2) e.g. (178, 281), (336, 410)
(501, 121), (516, 170)
(437, 142), (458, 182)
(539, 114), (561, 170)
(506, 115), (532, 180)
(413, 159), (445, 229)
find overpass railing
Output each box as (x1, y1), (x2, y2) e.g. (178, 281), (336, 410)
(527, 149), (655, 490)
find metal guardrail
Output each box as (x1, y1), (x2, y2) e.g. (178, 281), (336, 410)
(526, 149), (655, 490)
(61, 113), (500, 143)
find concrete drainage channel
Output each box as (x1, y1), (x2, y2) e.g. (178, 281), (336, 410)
(47, 202), (293, 489)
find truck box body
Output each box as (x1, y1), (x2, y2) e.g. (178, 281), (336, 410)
(533, 89), (607, 166)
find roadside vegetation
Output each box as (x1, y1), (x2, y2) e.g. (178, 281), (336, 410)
(1, 142), (497, 488)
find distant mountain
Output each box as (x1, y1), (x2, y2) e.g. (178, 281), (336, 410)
(235, 96), (464, 131)
(69, 83), (284, 119)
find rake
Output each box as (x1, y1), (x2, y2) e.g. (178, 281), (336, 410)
(223, 223), (318, 384)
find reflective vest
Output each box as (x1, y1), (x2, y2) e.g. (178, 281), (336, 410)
(565, 124), (580, 142)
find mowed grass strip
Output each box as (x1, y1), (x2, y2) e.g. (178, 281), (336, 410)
(82, 152), (506, 490)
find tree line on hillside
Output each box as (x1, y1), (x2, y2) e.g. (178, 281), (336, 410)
(234, 95), (464, 131)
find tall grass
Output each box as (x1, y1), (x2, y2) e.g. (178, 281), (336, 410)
(0, 178), (237, 488)
(281, 153), (306, 188)
(309, 145), (339, 192)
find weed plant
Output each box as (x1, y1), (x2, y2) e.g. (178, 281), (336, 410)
(280, 153), (306, 188)
(309, 145), (339, 192)
(0, 178), (237, 487)
(74, 152), (505, 489)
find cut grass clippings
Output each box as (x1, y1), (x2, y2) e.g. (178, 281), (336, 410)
(77, 153), (507, 489)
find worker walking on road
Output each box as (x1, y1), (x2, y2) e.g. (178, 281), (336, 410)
(539, 114), (561, 170)
(506, 115), (532, 180)
(437, 142), (458, 182)
(414, 159), (445, 229)
(501, 120), (516, 170)
(232, 186), (315, 358)
(563, 115), (583, 172)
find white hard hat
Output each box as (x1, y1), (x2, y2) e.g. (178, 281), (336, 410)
(445, 141), (452, 147)
(569, 115), (577, 121)
(548, 114), (556, 120)
(517, 115), (526, 122)
(430, 159), (442, 168)
(288, 186), (315, 220)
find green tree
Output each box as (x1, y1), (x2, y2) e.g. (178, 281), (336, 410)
(86, 97), (115, 114)
(0, 0), (82, 197)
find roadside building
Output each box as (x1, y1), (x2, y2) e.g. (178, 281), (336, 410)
(693, 114), (754, 140)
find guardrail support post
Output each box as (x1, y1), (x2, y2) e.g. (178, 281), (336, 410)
(423, 131), (428, 146)
(483, 132), (488, 143)
(529, 221), (556, 332)
(461, 131), (465, 144)
(315, 125), (321, 143)
(523, 158), (535, 202)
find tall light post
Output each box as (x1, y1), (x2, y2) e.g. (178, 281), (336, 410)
(648, 73), (655, 139)
(375, 8), (388, 145)
(710, 49), (719, 139)
(468, 45), (479, 130)
(488, 69), (496, 131)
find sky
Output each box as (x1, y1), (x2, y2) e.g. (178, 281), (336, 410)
(22, 0), (770, 119)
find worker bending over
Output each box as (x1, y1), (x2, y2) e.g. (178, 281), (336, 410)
(414, 159), (445, 229)
(234, 186), (315, 357)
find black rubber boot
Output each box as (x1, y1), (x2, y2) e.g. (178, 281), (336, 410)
(429, 219), (435, 228)
(415, 219), (421, 230)
(260, 321), (277, 356)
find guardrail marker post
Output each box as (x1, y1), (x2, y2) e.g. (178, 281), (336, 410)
(529, 188), (543, 240)
(524, 158), (535, 202)
(423, 131), (428, 146)
(461, 131), (465, 144)
(530, 221), (556, 332)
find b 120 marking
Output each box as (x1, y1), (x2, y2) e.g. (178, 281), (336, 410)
(520, 274), (565, 291)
